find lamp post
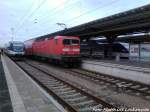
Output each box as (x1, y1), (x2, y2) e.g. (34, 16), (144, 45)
(10, 27), (14, 42)
(56, 23), (67, 30)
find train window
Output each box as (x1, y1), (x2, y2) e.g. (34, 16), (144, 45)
(72, 39), (79, 45)
(63, 39), (79, 45)
(63, 39), (70, 45)
(13, 43), (24, 47)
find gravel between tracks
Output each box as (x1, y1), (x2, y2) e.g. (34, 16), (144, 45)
(26, 59), (150, 109)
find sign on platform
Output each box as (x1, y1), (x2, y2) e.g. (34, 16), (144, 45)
(129, 44), (140, 57)
(140, 43), (150, 58)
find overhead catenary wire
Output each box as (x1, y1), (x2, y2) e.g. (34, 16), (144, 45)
(63, 0), (121, 25)
(17, 0), (102, 36)
(15, 0), (36, 28)
(20, 0), (122, 39)
(36, 0), (74, 22)
(21, 0), (82, 35)
(32, 0), (117, 27)
(36, 0), (120, 35)
(15, 0), (47, 34)
(35, 0), (82, 25)
(19, 0), (82, 38)
(13, 0), (38, 40)
(15, 0), (73, 36)
(30, 0), (104, 30)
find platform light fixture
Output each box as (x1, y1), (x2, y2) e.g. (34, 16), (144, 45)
(56, 23), (67, 30)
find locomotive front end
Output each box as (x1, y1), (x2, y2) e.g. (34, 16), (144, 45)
(61, 36), (81, 65)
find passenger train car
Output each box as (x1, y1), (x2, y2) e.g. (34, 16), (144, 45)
(80, 39), (129, 58)
(24, 35), (80, 66)
(5, 41), (25, 57)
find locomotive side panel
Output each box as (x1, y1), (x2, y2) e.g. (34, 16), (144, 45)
(24, 39), (34, 56)
(24, 35), (81, 66)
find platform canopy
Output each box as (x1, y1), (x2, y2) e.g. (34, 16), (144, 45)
(116, 33), (150, 43)
(35, 4), (150, 41)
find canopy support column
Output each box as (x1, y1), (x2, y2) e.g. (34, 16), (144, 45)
(105, 35), (117, 59)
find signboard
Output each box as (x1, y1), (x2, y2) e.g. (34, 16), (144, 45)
(129, 44), (139, 57)
(140, 43), (150, 58)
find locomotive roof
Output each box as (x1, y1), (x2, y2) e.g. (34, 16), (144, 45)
(34, 34), (57, 41)
(36, 34), (49, 40)
(25, 35), (70, 42)
(34, 35), (79, 41)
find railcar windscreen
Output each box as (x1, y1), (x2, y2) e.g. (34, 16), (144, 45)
(13, 42), (24, 47)
(8, 42), (23, 47)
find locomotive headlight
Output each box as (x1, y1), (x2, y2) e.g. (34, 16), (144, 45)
(62, 48), (70, 51)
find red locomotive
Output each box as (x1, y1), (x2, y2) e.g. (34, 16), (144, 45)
(24, 35), (80, 66)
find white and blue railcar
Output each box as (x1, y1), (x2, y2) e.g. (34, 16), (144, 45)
(5, 41), (25, 57)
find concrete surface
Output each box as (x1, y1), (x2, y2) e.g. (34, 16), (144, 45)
(1, 55), (66, 112)
(28, 60), (150, 109)
(82, 59), (150, 85)
(0, 56), (13, 112)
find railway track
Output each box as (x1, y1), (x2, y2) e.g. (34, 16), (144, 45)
(68, 69), (150, 100)
(15, 61), (118, 112)
(24, 58), (150, 100)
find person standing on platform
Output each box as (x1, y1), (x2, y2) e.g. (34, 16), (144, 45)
(1, 49), (3, 55)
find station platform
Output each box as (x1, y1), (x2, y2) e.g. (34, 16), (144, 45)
(82, 59), (150, 85)
(0, 57), (13, 112)
(86, 59), (150, 69)
(0, 55), (66, 112)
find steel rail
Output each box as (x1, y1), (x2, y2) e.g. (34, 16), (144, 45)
(11, 58), (119, 112)
(25, 62), (116, 108)
(70, 69), (150, 99)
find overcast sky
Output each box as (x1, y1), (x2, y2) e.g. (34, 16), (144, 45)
(0, 0), (150, 47)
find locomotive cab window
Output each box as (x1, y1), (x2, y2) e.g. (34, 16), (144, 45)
(63, 39), (79, 45)
(72, 39), (79, 45)
(63, 39), (70, 45)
